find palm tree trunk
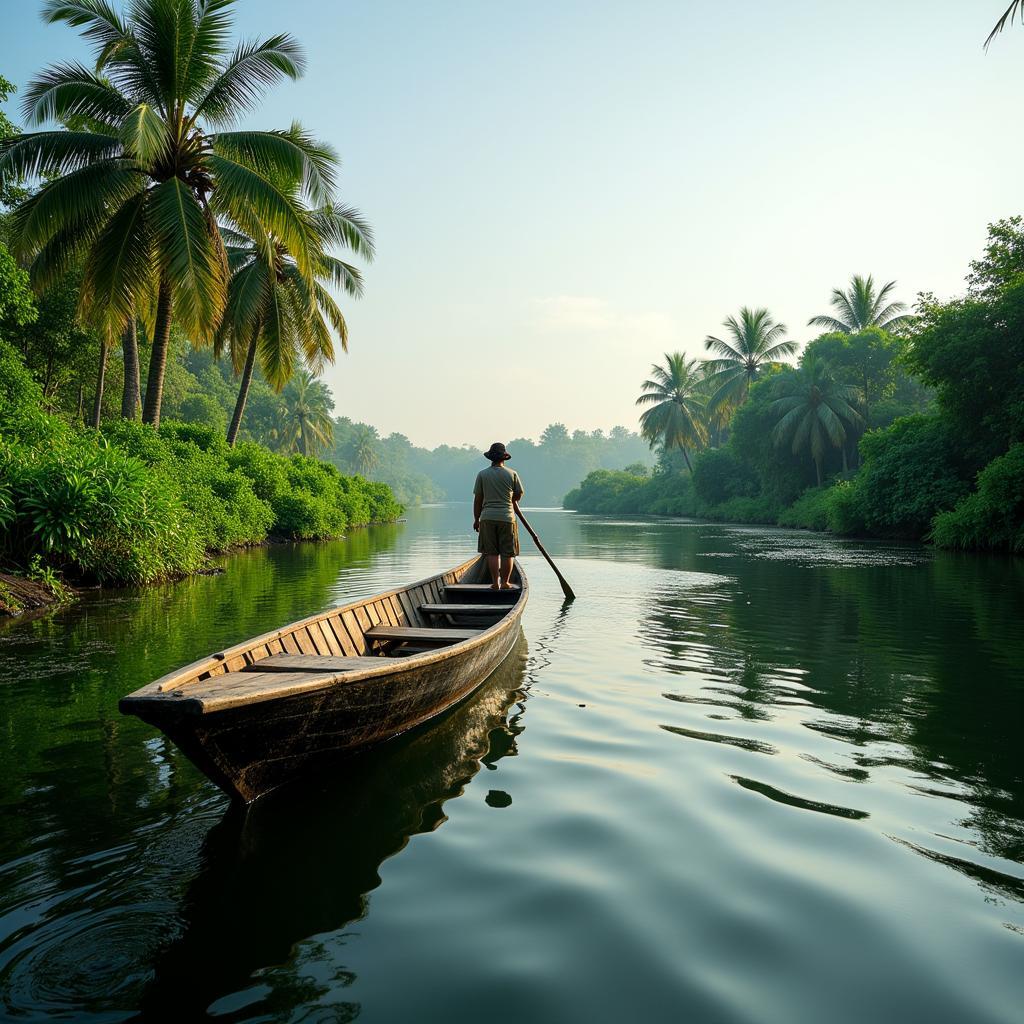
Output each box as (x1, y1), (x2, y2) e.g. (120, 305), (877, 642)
(681, 447), (694, 474)
(90, 340), (108, 429)
(842, 445), (849, 474)
(227, 332), (259, 447)
(121, 318), (140, 419)
(814, 457), (822, 487)
(142, 277), (173, 428)
(76, 384), (84, 423)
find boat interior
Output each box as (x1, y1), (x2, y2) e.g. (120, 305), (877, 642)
(122, 557), (525, 715)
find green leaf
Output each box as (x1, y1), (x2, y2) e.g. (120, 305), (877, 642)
(119, 103), (170, 163)
(148, 176), (227, 342)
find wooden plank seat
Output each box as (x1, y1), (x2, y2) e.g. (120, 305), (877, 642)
(250, 655), (391, 673)
(443, 584), (520, 603)
(365, 626), (482, 645)
(167, 671), (351, 714)
(420, 603), (507, 616)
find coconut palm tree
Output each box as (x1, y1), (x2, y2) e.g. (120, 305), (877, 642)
(1, 0), (335, 427)
(277, 370), (334, 457)
(635, 353), (707, 473)
(346, 424), (380, 476)
(808, 275), (911, 335)
(218, 201), (373, 446)
(702, 307), (797, 412)
(768, 362), (863, 486)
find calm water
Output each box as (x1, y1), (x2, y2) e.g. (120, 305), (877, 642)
(1, 505), (1022, 1023)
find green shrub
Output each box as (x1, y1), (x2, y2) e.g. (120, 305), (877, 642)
(853, 415), (971, 538)
(699, 495), (777, 524)
(692, 448), (759, 506)
(824, 480), (866, 535)
(777, 487), (835, 531)
(931, 444), (1024, 552)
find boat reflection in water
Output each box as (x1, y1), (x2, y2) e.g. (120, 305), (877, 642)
(139, 633), (529, 1019)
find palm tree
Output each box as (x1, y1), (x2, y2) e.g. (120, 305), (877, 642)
(768, 362), (863, 486)
(218, 201), (373, 446)
(277, 370), (334, 457)
(346, 424), (380, 476)
(703, 307), (797, 412)
(1, 0), (334, 427)
(635, 353), (707, 473)
(808, 274), (910, 334)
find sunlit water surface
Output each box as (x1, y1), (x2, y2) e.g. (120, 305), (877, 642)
(1, 506), (1022, 1022)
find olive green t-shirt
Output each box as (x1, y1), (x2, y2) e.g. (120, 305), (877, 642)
(473, 466), (524, 523)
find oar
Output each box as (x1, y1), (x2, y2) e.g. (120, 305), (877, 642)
(514, 504), (576, 602)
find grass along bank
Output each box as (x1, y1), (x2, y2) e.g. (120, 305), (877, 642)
(0, 340), (402, 605)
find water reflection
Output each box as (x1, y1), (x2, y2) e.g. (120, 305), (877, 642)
(137, 637), (528, 1020)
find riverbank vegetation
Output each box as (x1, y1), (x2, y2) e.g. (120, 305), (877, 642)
(0, 3), (401, 599)
(566, 223), (1024, 553)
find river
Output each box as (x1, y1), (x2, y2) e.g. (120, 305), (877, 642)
(1, 505), (1022, 1022)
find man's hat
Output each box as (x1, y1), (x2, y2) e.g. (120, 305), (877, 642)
(483, 442), (511, 462)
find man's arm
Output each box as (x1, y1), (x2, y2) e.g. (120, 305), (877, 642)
(473, 492), (483, 531)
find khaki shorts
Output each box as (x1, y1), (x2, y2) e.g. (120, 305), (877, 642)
(477, 519), (519, 556)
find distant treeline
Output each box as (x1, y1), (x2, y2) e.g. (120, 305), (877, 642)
(326, 421), (655, 506)
(567, 217), (1024, 554)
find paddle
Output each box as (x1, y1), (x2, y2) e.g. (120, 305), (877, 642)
(514, 504), (576, 602)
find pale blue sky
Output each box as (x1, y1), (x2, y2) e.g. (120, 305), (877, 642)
(5, 1), (1023, 446)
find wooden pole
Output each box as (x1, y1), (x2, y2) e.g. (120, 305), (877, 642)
(514, 504), (576, 602)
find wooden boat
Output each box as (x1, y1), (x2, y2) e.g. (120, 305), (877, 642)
(120, 555), (528, 803)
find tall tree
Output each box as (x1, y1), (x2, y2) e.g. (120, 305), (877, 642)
(703, 307), (797, 412)
(635, 353), (707, 473)
(1, 0), (335, 427)
(808, 274), (911, 334)
(277, 369), (334, 457)
(346, 424), (380, 476)
(218, 201), (372, 446)
(769, 362), (863, 485)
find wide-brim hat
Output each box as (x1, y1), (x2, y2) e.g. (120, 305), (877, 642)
(483, 442), (511, 462)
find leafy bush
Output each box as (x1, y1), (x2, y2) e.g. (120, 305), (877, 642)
(698, 495), (777, 524)
(777, 487), (835, 531)
(564, 468), (697, 516)
(931, 444), (1024, 552)
(692, 448), (759, 506)
(853, 415), (970, 538)
(824, 480), (866, 535)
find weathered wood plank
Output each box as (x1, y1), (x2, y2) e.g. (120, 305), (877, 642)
(365, 626), (481, 643)
(255, 655), (389, 673)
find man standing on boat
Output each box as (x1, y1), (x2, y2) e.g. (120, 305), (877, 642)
(473, 442), (524, 590)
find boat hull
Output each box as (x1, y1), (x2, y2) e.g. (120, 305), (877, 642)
(121, 556), (528, 803)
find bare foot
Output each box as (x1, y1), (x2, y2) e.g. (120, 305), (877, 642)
(490, 583), (501, 590)
(500, 583), (515, 590)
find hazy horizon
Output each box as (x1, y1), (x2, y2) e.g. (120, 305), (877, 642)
(6, 1), (1023, 447)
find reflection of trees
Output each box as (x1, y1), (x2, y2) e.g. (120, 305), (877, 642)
(138, 636), (529, 1019)
(637, 533), (1024, 864)
(0, 528), (406, 887)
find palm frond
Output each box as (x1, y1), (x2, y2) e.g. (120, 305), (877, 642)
(148, 175), (227, 341)
(79, 189), (155, 335)
(119, 102), (171, 163)
(20, 62), (131, 126)
(212, 127), (339, 207)
(986, 2), (1024, 48)
(0, 131), (122, 180)
(192, 34), (305, 125)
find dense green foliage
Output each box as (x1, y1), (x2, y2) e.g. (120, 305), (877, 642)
(566, 220), (1024, 553)
(0, 339), (401, 586)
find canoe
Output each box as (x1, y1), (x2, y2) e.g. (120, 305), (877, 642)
(120, 555), (528, 803)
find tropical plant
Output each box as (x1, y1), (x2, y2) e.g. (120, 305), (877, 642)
(808, 274), (911, 334)
(276, 369), (334, 456)
(345, 424), (380, 476)
(1, 0), (336, 427)
(636, 353), (707, 473)
(768, 362), (863, 486)
(218, 200), (372, 445)
(702, 307), (797, 413)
